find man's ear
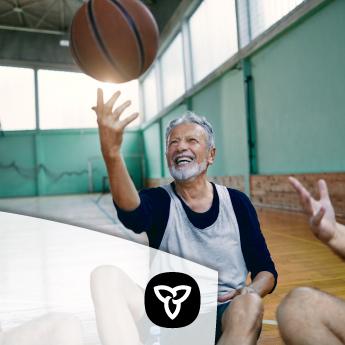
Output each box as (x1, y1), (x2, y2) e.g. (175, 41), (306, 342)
(208, 147), (216, 165)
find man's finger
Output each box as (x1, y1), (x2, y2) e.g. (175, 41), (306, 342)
(105, 90), (121, 112)
(289, 176), (314, 215)
(113, 100), (132, 120)
(303, 192), (314, 216)
(289, 176), (308, 195)
(120, 112), (139, 128)
(318, 179), (330, 201)
(311, 206), (325, 227)
(97, 88), (104, 114)
(217, 290), (238, 302)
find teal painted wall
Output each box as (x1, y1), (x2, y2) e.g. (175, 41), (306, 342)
(1, 0), (344, 197)
(192, 69), (249, 178)
(0, 132), (37, 196)
(142, 0), (344, 186)
(251, 0), (345, 173)
(142, 122), (162, 178)
(0, 129), (143, 197)
(142, 69), (249, 189)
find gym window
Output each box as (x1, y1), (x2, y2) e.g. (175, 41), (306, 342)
(38, 69), (139, 130)
(142, 66), (159, 121)
(160, 32), (185, 107)
(248, 0), (305, 39)
(0, 66), (36, 131)
(188, 0), (238, 84)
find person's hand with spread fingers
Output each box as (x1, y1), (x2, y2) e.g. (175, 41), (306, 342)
(92, 88), (140, 211)
(289, 176), (345, 260)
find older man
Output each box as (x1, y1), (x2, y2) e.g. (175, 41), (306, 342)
(91, 89), (277, 345)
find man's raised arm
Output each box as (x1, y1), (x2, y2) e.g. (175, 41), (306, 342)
(93, 88), (140, 211)
(289, 176), (345, 260)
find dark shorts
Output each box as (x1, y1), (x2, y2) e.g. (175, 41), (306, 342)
(138, 302), (231, 344)
(215, 301), (231, 343)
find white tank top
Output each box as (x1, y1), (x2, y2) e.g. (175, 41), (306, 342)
(159, 183), (248, 297)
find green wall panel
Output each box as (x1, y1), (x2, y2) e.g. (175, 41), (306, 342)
(142, 123), (162, 178)
(251, 0), (345, 174)
(192, 69), (249, 179)
(39, 132), (104, 195)
(0, 133), (37, 197)
(0, 130), (143, 197)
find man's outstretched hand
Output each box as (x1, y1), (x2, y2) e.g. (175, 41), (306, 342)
(92, 88), (139, 160)
(288, 176), (337, 245)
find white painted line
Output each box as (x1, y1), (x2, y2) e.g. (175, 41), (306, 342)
(263, 319), (278, 326)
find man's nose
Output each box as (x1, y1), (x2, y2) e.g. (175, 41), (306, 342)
(176, 140), (188, 151)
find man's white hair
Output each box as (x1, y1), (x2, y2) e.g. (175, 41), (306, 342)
(165, 111), (215, 150)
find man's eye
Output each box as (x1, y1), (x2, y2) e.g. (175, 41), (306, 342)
(189, 138), (198, 143)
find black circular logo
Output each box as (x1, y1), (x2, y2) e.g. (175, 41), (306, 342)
(144, 272), (201, 328)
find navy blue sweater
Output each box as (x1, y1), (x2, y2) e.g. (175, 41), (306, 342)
(115, 182), (277, 290)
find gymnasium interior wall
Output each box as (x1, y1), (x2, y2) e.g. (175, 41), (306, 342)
(0, 129), (143, 197)
(142, 0), (345, 215)
(1, 0), (344, 212)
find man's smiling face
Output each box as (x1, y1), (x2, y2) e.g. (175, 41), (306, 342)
(166, 123), (215, 181)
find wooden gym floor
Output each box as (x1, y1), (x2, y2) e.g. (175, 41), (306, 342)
(0, 194), (344, 344)
(258, 208), (345, 344)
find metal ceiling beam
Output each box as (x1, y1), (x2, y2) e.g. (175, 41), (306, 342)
(60, 0), (65, 31)
(0, 24), (65, 35)
(24, 10), (57, 29)
(63, 0), (74, 19)
(35, 0), (58, 29)
(2, 0), (16, 6)
(21, 0), (47, 10)
(0, 9), (14, 18)
(14, 0), (24, 25)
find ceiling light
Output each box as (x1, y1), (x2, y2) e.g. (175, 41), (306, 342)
(59, 39), (70, 47)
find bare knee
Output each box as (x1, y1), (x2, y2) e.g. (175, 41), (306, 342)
(222, 293), (263, 333)
(90, 265), (126, 291)
(277, 287), (318, 340)
(277, 287), (316, 322)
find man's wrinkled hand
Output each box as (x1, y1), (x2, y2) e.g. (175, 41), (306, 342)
(288, 176), (337, 245)
(92, 88), (139, 159)
(218, 286), (258, 303)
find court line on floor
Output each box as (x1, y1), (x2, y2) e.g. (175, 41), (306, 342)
(263, 319), (278, 326)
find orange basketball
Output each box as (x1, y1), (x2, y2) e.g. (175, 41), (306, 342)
(70, 0), (159, 83)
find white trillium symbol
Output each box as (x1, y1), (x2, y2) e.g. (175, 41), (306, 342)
(153, 285), (192, 320)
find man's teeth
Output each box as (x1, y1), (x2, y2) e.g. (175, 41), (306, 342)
(175, 157), (193, 165)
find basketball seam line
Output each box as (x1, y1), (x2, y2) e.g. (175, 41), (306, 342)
(70, 18), (95, 79)
(109, 0), (145, 74)
(87, 0), (130, 81)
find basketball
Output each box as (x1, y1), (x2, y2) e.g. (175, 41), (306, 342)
(70, 0), (159, 83)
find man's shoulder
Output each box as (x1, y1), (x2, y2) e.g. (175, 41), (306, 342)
(226, 187), (250, 202)
(139, 185), (170, 200)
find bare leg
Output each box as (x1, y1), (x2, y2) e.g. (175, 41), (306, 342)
(90, 265), (145, 345)
(217, 293), (263, 345)
(277, 287), (345, 345)
(0, 313), (83, 345)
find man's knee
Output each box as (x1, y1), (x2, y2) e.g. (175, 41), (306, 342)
(277, 287), (319, 339)
(277, 287), (317, 322)
(222, 293), (263, 332)
(90, 265), (125, 291)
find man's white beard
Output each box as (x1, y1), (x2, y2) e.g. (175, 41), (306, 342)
(169, 159), (207, 181)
